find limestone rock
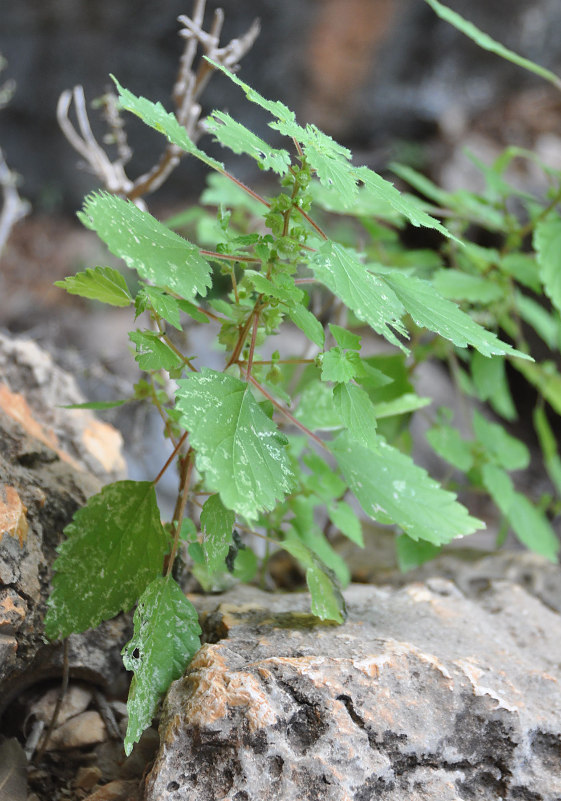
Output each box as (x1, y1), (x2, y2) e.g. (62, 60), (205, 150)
(146, 581), (561, 801)
(0, 332), (129, 716)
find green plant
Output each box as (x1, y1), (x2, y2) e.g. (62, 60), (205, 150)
(44, 1), (560, 755)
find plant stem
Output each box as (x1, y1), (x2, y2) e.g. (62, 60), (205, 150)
(246, 310), (260, 379)
(199, 249), (261, 264)
(152, 430), (189, 486)
(220, 167), (271, 208)
(240, 358), (315, 366)
(166, 447), (194, 577)
(248, 375), (329, 451)
(161, 333), (198, 371)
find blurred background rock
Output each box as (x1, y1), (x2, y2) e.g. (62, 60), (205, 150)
(2, 0), (561, 210)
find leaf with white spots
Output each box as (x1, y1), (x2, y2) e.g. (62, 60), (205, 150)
(380, 271), (531, 359)
(331, 433), (483, 545)
(311, 242), (408, 350)
(44, 482), (169, 639)
(78, 192), (212, 300)
(123, 576), (201, 755)
(175, 369), (295, 520)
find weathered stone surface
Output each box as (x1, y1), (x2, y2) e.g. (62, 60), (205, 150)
(0, 332), (129, 714)
(146, 580), (561, 801)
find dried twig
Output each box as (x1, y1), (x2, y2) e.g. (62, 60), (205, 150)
(0, 149), (30, 256)
(57, 1), (260, 206)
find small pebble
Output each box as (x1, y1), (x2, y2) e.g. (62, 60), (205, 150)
(45, 710), (106, 751)
(75, 765), (103, 791)
(31, 683), (92, 726)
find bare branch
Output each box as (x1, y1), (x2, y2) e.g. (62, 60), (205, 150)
(0, 148), (30, 256)
(57, 3), (260, 206)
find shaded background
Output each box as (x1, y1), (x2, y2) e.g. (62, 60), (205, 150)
(2, 0), (561, 209)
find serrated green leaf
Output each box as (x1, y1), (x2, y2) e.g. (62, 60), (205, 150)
(426, 424), (474, 472)
(473, 410), (529, 471)
(321, 348), (359, 383)
(352, 166), (454, 239)
(432, 270), (504, 304)
(372, 393), (431, 419)
(285, 302), (325, 347)
(471, 352), (517, 420)
(79, 192), (212, 300)
(311, 242), (408, 350)
(535, 217), (561, 316)
(331, 433), (483, 545)
(200, 494), (235, 573)
(396, 534), (441, 571)
(206, 58), (299, 132)
(245, 270), (300, 304)
(175, 369), (294, 520)
(177, 299), (211, 324)
(333, 383), (377, 451)
(302, 127), (358, 207)
(280, 537), (346, 623)
(329, 324), (361, 350)
(54, 266), (132, 307)
(294, 380), (342, 430)
(139, 287), (182, 330)
(122, 576), (201, 755)
(112, 76), (225, 172)
(206, 110), (290, 175)
(44, 481), (169, 639)
(128, 330), (183, 372)
(481, 464), (559, 561)
(328, 500), (363, 546)
(381, 271), (530, 359)
(423, 0), (561, 91)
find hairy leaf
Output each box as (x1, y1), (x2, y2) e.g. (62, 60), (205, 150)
(206, 110), (291, 175)
(123, 576), (201, 755)
(200, 494), (235, 573)
(175, 369), (294, 520)
(79, 192), (212, 300)
(54, 266), (132, 307)
(424, 0), (561, 90)
(381, 271), (530, 359)
(44, 481), (169, 639)
(471, 352), (517, 421)
(331, 433), (483, 545)
(139, 287), (182, 330)
(128, 330), (184, 371)
(535, 217), (561, 316)
(333, 383), (377, 450)
(112, 76), (225, 171)
(534, 406), (561, 497)
(311, 242), (408, 350)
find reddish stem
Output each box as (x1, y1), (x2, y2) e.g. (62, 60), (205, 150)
(165, 448), (194, 577)
(152, 430), (189, 486)
(248, 375), (329, 451)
